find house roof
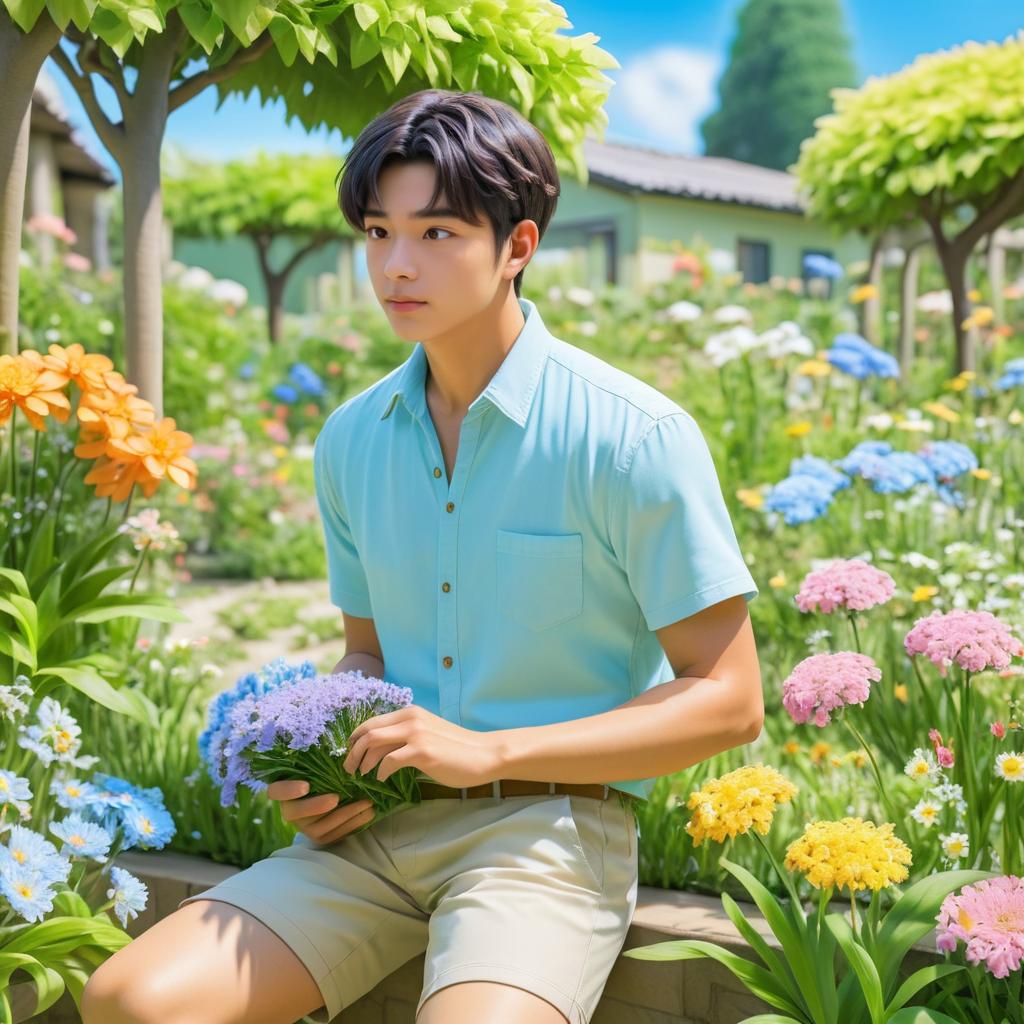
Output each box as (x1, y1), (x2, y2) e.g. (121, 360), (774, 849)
(31, 68), (115, 187)
(580, 136), (805, 214)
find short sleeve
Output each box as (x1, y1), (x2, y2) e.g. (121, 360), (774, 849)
(609, 413), (758, 632)
(313, 423), (374, 617)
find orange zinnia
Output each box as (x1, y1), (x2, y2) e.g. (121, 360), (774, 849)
(109, 417), (198, 491)
(0, 353), (72, 430)
(37, 343), (114, 392)
(76, 372), (155, 436)
(83, 454), (156, 502)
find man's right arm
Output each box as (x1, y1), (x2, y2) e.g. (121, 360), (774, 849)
(331, 610), (385, 680)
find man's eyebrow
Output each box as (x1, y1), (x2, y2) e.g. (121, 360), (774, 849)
(363, 205), (462, 220)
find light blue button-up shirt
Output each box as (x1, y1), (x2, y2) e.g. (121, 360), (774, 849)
(313, 296), (758, 802)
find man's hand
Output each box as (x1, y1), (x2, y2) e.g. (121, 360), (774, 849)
(342, 705), (504, 788)
(266, 780), (375, 846)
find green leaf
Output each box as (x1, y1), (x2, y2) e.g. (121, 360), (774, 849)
(0, 568), (30, 598)
(0, 594), (38, 654)
(5, 0), (48, 31)
(58, 565), (134, 617)
(32, 665), (150, 723)
(0, 630), (36, 672)
(884, 964), (965, 1017)
(60, 594), (188, 628)
(826, 914), (884, 1024)
(874, 870), (995, 994)
(886, 1009), (964, 1024)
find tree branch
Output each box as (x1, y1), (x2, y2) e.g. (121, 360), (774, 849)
(167, 31), (276, 113)
(48, 42), (124, 160)
(76, 36), (130, 109)
(955, 170), (1024, 255)
(280, 233), (332, 279)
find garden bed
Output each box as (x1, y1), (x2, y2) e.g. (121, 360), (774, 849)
(12, 848), (945, 1024)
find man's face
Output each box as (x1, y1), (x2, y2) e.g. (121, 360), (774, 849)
(362, 159), (517, 340)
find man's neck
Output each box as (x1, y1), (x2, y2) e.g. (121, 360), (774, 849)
(421, 292), (526, 418)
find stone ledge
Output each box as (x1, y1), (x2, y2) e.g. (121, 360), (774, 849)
(13, 851), (945, 1024)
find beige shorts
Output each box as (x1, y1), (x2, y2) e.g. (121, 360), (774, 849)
(178, 791), (639, 1023)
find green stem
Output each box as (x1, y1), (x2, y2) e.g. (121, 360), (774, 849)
(843, 716), (900, 823)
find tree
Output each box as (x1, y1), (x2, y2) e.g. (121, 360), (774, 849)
(701, 0), (856, 171)
(164, 151), (356, 343)
(794, 34), (1024, 374)
(17, 0), (617, 415)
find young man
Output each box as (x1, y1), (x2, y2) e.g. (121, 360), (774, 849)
(80, 89), (763, 1024)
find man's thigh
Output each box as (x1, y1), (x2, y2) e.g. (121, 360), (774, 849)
(417, 980), (569, 1024)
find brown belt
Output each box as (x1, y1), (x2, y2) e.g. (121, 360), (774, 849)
(418, 779), (630, 803)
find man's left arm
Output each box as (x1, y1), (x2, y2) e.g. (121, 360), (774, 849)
(491, 593), (764, 783)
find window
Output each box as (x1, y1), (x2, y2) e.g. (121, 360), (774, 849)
(737, 239), (771, 283)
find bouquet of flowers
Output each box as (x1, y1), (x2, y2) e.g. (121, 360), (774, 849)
(200, 659), (428, 829)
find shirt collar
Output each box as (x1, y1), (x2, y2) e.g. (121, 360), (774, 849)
(379, 296), (552, 428)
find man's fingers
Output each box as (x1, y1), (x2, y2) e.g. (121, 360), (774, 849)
(311, 805), (376, 846)
(282, 792), (341, 825)
(266, 779), (310, 802)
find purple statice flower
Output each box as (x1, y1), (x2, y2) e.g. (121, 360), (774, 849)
(217, 667), (414, 807)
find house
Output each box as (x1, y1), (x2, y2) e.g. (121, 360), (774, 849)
(539, 136), (869, 290)
(26, 67), (116, 271)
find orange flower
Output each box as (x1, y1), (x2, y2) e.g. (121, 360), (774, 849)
(38, 343), (113, 392)
(0, 353), (71, 430)
(83, 455), (155, 503)
(76, 372), (155, 437)
(109, 417), (198, 491)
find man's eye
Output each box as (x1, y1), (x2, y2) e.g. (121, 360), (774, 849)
(365, 226), (452, 239)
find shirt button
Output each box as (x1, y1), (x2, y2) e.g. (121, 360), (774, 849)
(441, 581), (451, 593)
(433, 467), (442, 478)
(446, 501), (455, 513)
(442, 656), (453, 668)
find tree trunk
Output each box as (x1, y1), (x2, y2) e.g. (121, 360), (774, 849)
(933, 239), (973, 376)
(0, 9), (61, 355)
(117, 30), (180, 418)
(253, 232), (330, 344)
(859, 235), (884, 345)
(897, 241), (923, 381)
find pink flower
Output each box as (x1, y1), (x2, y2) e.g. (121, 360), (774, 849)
(905, 609), (1024, 678)
(936, 746), (955, 768)
(62, 252), (91, 272)
(782, 651), (882, 727)
(992, 721), (1007, 739)
(26, 213), (76, 244)
(795, 558), (896, 614)
(928, 728), (942, 745)
(936, 876), (1024, 978)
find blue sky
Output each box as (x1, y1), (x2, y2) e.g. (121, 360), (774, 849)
(45, 1), (1023, 183)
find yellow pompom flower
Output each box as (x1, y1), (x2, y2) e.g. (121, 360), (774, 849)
(785, 421), (812, 438)
(769, 572), (787, 588)
(810, 741), (832, 764)
(796, 359), (832, 377)
(893, 683), (909, 703)
(784, 818), (912, 893)
(684, 764), (798, 847)
(922, 401), (960, 423)
(970, 468), (991, 480)
(736, 487), (764, 509)
(911, 585), (939, 602)
(851, 284), (878, 303)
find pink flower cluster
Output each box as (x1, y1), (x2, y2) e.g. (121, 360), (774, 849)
(782, 651), (881, 727)
(795, 558), (896, 614)
(936, 876), (1024, 978)
(904, 609), (1024, 678)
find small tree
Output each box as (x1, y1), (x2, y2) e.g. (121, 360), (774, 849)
(794, 33), (1024, 374)
(23, 0), (617, 414)
(164, 151), (357, 343)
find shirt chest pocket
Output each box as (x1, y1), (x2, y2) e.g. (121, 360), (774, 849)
(495, 530), (584, 632)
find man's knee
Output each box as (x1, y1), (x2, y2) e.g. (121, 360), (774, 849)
(417, 980), (570, 1023)
(80, 957), (190, 1024)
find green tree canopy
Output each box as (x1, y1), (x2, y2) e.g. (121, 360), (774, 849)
(164, 150), (356, 343)
(794, 33), (1024, 373)
(701, 0), (856, 171)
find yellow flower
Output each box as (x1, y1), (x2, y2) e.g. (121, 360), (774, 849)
(945, 377), (969, 392)
(784, 818), (912, 893)
(970, 468), (991, 480)
(851, 284), (878, 304)
(967, 288), (982, 303)
(911, 585), (939, 602)
(959, 371), (977, 381)
(797, 359), (832, 377)
(922, 401), (959, 423)
(684, 764), (798, 847)
(962, 306), (994, 329)
(995, 753), (1024, 782)
(829, 756), (843, 768)
(850, 751), (868, 769)
(785, 421), (812, 438)
(893, 683), (909, 704)
(769, 572), (787, 588)
(1010, 409), (1024, 426)
(271, 444), (289, 459)
(736, 488), (764, 509)
(810, 741), (831, 764)
(783, 740), (800, 755)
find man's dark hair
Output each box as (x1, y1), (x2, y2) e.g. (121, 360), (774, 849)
(337, 89), (560, 298)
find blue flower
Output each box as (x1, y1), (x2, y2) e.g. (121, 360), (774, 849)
(866, 452), (936, 494)
(0, 770), (32, 807)
(237, 361), (256, 380)
(788, 455), (851, 494)
(803, 253), (843, 279)
(80, 773), (176, 851)
(272, 383), (299, 404)
(0, 863), (59, 922)
(105, 865), (149, 928)
(289, 362), (324, 397)
(49, 814), (113, 862)
(918, 440), (978, 481)
(764, 474), (836, 524)
(995, 357), (1024, 391)
(825, 333), (900, 379)
(836, 440), (893, 476)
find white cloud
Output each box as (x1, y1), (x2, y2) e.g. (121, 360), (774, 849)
(610, 46), (722, 154)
